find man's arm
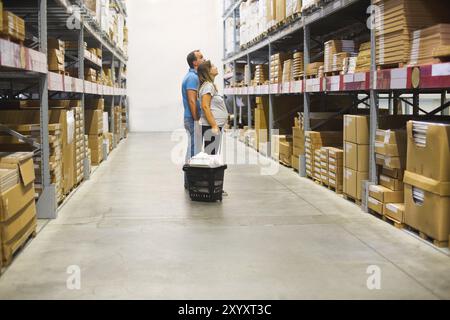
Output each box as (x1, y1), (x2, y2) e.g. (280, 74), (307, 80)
(187, 89), (199, 121)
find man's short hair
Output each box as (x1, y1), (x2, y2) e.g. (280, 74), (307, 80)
(187, 50), (200, 68)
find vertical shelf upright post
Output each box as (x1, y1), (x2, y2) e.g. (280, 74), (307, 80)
(367, 4), (379, 212)
(111, 55), (116, 148)
(247, 53), (252, 129)
(442, 91), (449, 116)
(78, 24), (90, 180)
(300, 22), (311, 177)
(37, 0), (57, 219)
(233, 60), (237, 131)
(268, 42), (274, 158)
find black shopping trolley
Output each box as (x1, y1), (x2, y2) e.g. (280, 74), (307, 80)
(183, 164), (227, 202)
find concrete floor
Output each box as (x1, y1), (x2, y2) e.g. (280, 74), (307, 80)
(0, 132), (449, 300)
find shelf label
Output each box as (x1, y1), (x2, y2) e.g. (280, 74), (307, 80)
(261, 84), (270, 94)
(431, 63), (450, 76)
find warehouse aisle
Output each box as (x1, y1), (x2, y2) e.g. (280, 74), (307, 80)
(0, 132), (449, 299)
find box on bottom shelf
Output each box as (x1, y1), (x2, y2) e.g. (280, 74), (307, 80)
(404, 184), (450, 243)
(384, 203), (405, 223)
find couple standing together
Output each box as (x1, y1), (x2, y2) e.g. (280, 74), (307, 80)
(182, 50), (229, 165)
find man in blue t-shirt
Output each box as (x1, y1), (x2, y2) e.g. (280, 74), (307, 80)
(182, 50), (204, 188)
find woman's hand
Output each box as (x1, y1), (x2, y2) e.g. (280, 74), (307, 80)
(212, 126), (220, 135)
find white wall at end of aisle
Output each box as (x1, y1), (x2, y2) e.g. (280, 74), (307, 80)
(128, 0), (224, 132)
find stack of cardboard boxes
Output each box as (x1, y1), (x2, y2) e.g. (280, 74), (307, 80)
(50, 107), (76, 195)
(271, 134), (291, 161)
(0, 152), (36, 266)
(2, 10), (25, 42)
(48, 38), (65, 73)
(291, 117), (304, 171)
(279, 139), (293, 167)
(305, 131), (342, 179)
(408, 24), (450, 66)
(121, 107), (127, 139)
(323, 40), (355, 73)
(403, 121), (450, 246)
(368, 129), (406, 219)
(85, 68), (97, 82)
(343, 115), (369, 202)
(373, 0), (448, 67)
(305, 62), (323, 77)
(73, 106), (85, 185)
(255, 97), (268, 152)
(253, 65), (268, 85)
(86, 101), (104, 166)
(327, 147), (344, 193)
(292, 52), (304, 79)
(282, 59), (293, 83)
(355, 42), (371, 72)
(270, 53), (289, 84)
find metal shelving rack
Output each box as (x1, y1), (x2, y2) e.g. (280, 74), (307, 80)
(0, 0), (128, 219)
(222, 0), (450, 211)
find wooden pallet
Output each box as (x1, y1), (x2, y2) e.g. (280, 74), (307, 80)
(324, 71), (341, 77)
(343, 194), (361, 206)
(2, 220), (37, 267)
(382, 215), (405, 230)
(376, 62), (405, 70)
(304, 74), (319, 79)
(404, 225), (449, 248)
(327, 185), (343, 194)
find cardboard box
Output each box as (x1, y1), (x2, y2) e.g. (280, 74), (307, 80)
(85, 110), (103, 135)
(328, 147), (343, 159)
(344, 142), (368, 172)
(384, 203), (405, 223)
(50, 109), (75, 194)
(0, 200), (36, 243)
(404, 183), (450, 242)
(381, 167), (403, 180)
(344, 115), (369, 144)
(343, 168), (368, 200)
(368, 197), (383, 214)
(375, 153), (405, 170)
(379, 174), (404, 191)
(369, 185), (404, 203)
(406, 121), (450, 182)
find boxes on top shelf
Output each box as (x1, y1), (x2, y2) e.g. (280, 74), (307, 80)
(1, 10), (25, 42)
(408, 24), (450, 66)
(374, 0), (450, 67)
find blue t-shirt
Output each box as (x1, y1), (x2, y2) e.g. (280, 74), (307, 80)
(182, 68), (201, 119)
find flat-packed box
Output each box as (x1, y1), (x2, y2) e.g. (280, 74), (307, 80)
(384, 203), (405, 223)
(279, 141), (293, 164)
(344, 142), (368, 172)
(0, 200), (36, 244)
(382, 167), (403, 180)
(406, 121), (450, 182)
(369, 185), (404, 203)
(375, 153), (405, 170)
(88, 135), (103, 165)
(368, 197), (383, 214)
(0, 153), (35, 222)
(344, 115), (369, 144)
(379, 174), (403, 191)
(343, 168), (368, 200)
(328, 147), (343, 159)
